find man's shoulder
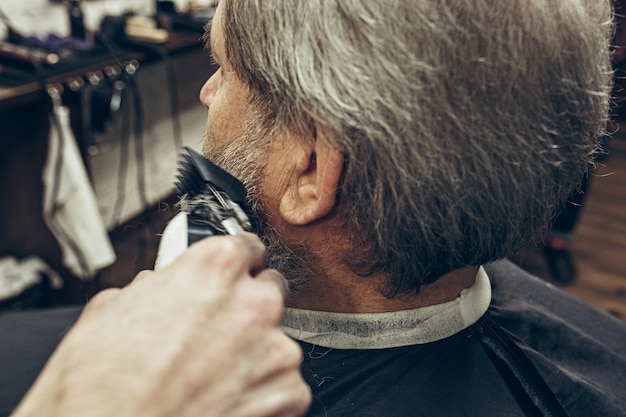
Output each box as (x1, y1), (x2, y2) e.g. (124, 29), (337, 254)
(484, 259), (626, 415)
(485, 259), (626, 346)
(477, 260), (626, 415)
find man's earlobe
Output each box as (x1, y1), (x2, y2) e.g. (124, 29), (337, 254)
(279, 136), (344, 226)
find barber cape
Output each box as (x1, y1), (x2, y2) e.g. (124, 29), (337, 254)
(283, 260), (626, 417)
(0, 260), (625, 417)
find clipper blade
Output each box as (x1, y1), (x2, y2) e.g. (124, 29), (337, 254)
(174, 146), (254, 239)
(175, 146), (247, 205)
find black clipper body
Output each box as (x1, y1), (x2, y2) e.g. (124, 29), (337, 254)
(175, 147), (254, 245)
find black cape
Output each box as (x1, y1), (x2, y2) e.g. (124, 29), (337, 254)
(296, 260), (626, 417)
(0, 260), (625, 417)
(0, 305), (82, 417)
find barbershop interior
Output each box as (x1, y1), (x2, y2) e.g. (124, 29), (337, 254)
(0, 0), (625, 318)
(0, 1), (626, 416)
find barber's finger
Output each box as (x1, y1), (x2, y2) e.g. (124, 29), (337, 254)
(188, 233), (265, 271)
(234, 232), (267, 272)
(82, 287), (121, 315)
(130, 269), (153, 284)
(163, 233), (266, 288)
(254, 268), (290, 299)
(235, 362), (312, 417)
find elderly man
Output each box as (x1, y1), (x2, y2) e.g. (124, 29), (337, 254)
(2, 0), (626, 416)
(192, 0), (625, 416)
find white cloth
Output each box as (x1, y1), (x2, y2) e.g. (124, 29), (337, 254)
(42, 105), (116, 279)
(0, 256), (63, 302)
(282, 267), (492, 349)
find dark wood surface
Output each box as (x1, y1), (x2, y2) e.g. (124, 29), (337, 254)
(511, 124), (626, 320)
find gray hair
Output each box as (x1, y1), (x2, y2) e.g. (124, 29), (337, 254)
(220, 0), (613, 295)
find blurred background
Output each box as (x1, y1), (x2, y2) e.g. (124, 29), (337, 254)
(0, 0), (625, 320)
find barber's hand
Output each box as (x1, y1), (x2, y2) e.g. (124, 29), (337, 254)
(12, 233), (311, 417)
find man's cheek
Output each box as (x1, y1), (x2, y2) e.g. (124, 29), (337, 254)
(204, 120), (227, 159)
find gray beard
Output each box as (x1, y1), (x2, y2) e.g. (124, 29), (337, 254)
(202, 120), (316, 292)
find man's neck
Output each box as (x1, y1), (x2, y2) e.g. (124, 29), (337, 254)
(273, 207), (479, 313)
(285, 264), (480, 314)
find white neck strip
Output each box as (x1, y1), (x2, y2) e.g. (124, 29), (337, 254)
(282, 266), (491, 349)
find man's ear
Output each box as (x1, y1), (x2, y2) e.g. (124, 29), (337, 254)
(279, 133), (344, 226)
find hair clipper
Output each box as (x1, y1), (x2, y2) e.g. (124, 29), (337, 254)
(154, 146), (254, 269)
